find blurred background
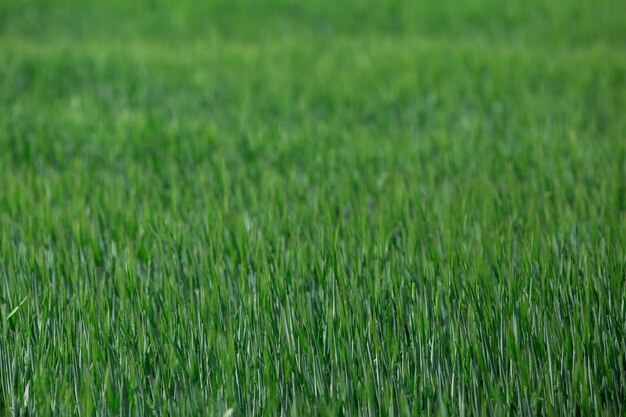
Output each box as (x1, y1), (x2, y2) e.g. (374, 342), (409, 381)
(2, 0), (625, 44)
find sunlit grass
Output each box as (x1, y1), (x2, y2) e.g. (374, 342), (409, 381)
(1, 0), (625, 415)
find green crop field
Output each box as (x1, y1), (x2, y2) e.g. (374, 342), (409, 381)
(1, 0), (625, 415)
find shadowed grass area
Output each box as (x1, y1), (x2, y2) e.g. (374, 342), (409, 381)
(1, 1), (625, 416)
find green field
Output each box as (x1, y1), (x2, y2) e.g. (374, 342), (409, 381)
(1, 1), (625, 415)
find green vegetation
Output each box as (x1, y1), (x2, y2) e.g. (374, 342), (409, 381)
(1, 0), (625, 415)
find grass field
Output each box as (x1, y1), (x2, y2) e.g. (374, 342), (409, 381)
(1, 0), (625, 415)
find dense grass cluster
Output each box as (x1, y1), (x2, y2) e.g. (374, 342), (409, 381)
(1, 0), (625, 415)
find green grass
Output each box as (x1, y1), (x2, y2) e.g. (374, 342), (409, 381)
(1, 0), (625, 415)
